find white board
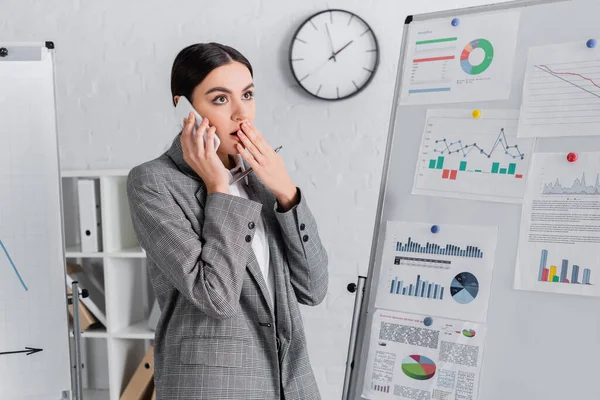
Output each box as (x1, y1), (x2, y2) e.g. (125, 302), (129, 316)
(348, 1), (600, 399)
(0, 43), (71, 399)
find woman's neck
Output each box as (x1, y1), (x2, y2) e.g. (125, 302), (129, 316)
(217, 151), (235, 170)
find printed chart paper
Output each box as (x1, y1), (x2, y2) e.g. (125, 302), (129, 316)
(518, 41), (600, 138)
(362, 309), (486, 400)
(412, 109), (535, 203)
(375, 221), (497, 323)
(399, 10), (520, 105)
(515, 152), (600, 297)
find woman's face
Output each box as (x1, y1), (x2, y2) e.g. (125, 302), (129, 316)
(189, 61), (255, 156)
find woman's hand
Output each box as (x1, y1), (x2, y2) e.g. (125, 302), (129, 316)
(236, 122), (299, 211)
(180, 113), (230, 194)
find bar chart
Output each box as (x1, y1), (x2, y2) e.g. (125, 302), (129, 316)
(396, 237), (483, 258)
(537, 249), (592, 285)
(407, 36), (458, 94)
(390, 274), (445, 300)
(372, 383), (391, 393)
(428, 156), (524, 180)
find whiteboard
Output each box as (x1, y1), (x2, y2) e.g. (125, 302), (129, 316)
(348, 0), (600, 399)
(0, 43), (72, 399)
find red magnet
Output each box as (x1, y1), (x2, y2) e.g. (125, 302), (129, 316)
(567, 152), (578, 162)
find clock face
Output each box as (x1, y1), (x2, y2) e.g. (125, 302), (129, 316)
(289, 9), (379, 101)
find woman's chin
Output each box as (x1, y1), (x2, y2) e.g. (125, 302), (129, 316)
(228, 138), (242, 153)
(220, 141), (241, 156)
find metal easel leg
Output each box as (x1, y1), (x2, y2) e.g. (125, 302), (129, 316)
(68, 281), (88, 400)
(342, 276), (367, 400)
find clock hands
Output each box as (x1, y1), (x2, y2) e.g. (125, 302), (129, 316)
(306, 56), (334, 78)
(325, 23), (337, 62)
(305, 38), (356, 79)
(329, 40), (354, 60)
(300, 24), (361, 83)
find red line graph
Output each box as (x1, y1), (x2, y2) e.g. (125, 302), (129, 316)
(539, 64), (600, 90)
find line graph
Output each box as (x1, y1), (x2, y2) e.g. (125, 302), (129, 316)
(538, 64), (600, 89)
(0, 239), (28, 291)
(414, 109), (534, 202)
(536, 64), (600, 99)
(542, 172), (600, 195)
(522, 61), (600, 127)
(433, 128), (525, 160)
(519, 42), (600, 137)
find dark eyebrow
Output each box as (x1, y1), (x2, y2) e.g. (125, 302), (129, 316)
(205, 83), (254, 95)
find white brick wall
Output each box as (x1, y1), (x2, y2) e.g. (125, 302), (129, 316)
(1, 0), (509, 397)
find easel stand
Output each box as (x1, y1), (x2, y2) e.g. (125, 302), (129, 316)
(67, 281), (89, 400)
(342, 276), (367, 399)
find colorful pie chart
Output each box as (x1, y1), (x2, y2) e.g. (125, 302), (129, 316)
(401, 355), (437, 380)
(460, 38), (494, 75)
(462, 329), (476, 338)
(450, 272), (479, 304)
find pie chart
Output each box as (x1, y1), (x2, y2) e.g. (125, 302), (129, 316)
(401, 355), (437, 380)
(450, 272), (479, 304)
(462, 329), (476, 338)
(460, 38), (494, 75)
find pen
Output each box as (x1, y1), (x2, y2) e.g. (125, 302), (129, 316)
(230, 146), (282, 185)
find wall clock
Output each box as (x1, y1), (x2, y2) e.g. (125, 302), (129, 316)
(289, 9), (379, 101)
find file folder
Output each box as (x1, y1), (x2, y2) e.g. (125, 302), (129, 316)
(77, 179), (102, 252)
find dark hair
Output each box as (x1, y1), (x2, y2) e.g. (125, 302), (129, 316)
(170, 42), (253, 106)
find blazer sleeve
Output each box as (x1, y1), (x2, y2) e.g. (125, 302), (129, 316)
(126, 165), (262, 319)
(274, 187), (328, 306)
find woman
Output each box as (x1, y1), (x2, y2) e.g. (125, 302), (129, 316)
(127, 42), (329, 400)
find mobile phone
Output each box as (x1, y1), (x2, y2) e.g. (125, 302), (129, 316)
(174, 95), (220, 150)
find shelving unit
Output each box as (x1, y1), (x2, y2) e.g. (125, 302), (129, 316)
(61, 170), (154, 400)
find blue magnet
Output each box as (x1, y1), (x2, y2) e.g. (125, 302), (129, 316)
(451, 18), (460, 27)
(424, 317), (433, 326)
(587, 39), (597, 49)
(430, 225), (440, 234)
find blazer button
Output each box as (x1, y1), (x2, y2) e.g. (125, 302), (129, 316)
(248, 221), (255, 229)
(303, 235), (309, 242)
(300, 223), (306, 231)
(245, 235), (252, 243)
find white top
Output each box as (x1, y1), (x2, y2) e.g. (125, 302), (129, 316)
(227, 155), (275, 309)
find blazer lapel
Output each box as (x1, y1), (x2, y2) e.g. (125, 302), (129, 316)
(244, 171), (289, 324)
(194, 185), (207, 208)
(246, 171), (296, 338)
(166, 132), (203, 182)
(246, 251), (275, 318)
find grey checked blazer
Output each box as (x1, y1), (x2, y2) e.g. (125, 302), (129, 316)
(126, 134), (329, 400)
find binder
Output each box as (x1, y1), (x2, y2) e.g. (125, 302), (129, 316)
(120, 345), (155, 400)
(148, 300), (161, 331)
(77, 178), (102, 252)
